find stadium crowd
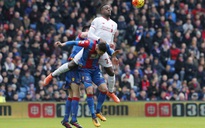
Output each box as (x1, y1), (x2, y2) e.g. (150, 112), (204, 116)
(1, 0), (205, 102)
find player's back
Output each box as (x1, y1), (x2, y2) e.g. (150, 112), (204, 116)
(79, 40), (100, 69)
(91, 17), (117, 44)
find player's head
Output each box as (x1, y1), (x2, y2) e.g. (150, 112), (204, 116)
(82, 25), (90, 32)
(96, 43), (107, 55)
(100, 4), (112, 17)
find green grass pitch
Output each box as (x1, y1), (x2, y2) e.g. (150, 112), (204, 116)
(0, 117), (204, 128)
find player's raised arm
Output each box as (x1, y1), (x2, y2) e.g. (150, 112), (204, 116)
(55, 40), (91, 48)
(88, 18), (101, 41)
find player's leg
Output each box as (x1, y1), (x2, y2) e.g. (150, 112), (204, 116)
(92, 70), (108, 121)
(82, 70), (100, 127)
(98, 53), (120, 103)
(69, 70), (82, 128)
(61, 83), (73, 128)
(43, 49), (84, 86)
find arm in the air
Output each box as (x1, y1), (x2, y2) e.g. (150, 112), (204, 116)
(55, 40), (90, 48)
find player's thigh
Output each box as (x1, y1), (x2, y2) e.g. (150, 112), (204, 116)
(81, 70), (93, 93)
(65, 69), (81, 96)
(92, 69), (107, 91)
(67, 88), (73, 98)
(98, 52), (112, 67)
(73, 48), (84, 64)
(70, 83), (80, 97)
(65, 69), (81, 85)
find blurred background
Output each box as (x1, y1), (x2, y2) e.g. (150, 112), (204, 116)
(0, 0), (205, 103)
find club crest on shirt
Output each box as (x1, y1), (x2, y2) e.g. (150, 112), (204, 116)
(89, 54), (99, 59)
(72, 77), (75, 81)
(101, 25), (113, 33)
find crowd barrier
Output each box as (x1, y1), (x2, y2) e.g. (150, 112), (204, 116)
(0, 102), (205, 118)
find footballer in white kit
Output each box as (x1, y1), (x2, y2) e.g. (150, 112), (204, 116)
(89, 16), (117, 67)
(73, 4), (120, 103)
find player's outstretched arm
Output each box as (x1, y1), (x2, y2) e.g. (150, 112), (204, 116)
(105, 43), (115, 56)
(55, 40), (90, 48)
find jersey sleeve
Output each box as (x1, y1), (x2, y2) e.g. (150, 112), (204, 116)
(106, 44), (114, 56)
(90, 18), (98, 29)
(88, 18), (100, 40)
(78, 40), (90, 48)
(65, 40), (90, 48)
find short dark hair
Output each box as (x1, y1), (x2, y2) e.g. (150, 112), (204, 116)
(100, 4), (108, 12)
(98, 43), (107, 53)
(82, 25), (90, 32)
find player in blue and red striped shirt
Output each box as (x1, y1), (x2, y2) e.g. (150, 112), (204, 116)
(55, 39), (119, 127)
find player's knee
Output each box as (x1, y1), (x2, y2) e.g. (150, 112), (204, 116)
(68, 60), (77, 69)
(99, 84), (108, 92)
(86, 86), (93, 94)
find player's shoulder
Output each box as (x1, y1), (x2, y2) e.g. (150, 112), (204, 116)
(110, 19), (117, 26)
(93, 17), (102, 21)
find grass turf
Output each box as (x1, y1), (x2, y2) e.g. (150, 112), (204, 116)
(0, 117), (204, 128)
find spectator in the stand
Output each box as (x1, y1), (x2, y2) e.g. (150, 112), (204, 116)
(4, 57), (15, 72)
(185, 57), (197, 81)
(123, 52), (137, 71)
(160, 40), (171, 66)
(183, 19), (194, 33)
(130, 89), (137, 101)
(6, 23), (16, 39)
(36, 16), (48, 34)
(161, 65), (173, 79)
(137, 90), (147, 101)
(170, 74), (181, 91)
(120, 76), (131, 90)
(147, 78), (158, 99)
(21, 71), (35, 88)
(121, 65), (134, 88)
(29, 5), (41, 24)
(125, 20), (137, 46)
(133, 69), (141, 89)
(12, 93), (19, 101)
(142, 32), (152, 55)
(143, 65), (153, 80)
(50, 6), (62, 23)
(196, 65), (205, 87)
(158, 91), (168, 100)
(23, 92), (33, 101)
(140, 75), (150, 91)
(170, 43), (181, 60)
(118, 86), (130, 101)
(10, 12), (23, 30)
(153, 30), (164, 46)
(0, 90), (6, 102)
(188, 78), (201, 93)
(152, 57), (164, 76)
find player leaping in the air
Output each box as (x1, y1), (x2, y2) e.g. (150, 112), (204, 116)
(55, 39), (119, 127)
(87, 4), (119, 103)
(60, 26), (89, 128)
(44, 4), (120, 103)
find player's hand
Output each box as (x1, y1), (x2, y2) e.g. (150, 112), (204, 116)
(112, 57), (119, 65)
(112, 50), (120, 57)
(55, 41), (62, 47)
(110, 43), (115, 49)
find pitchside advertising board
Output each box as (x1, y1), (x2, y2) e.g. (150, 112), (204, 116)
(0, 102), (205, 118)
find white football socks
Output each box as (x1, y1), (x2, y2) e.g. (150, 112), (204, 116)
(52, 62), (69, 77)
(107, 75), (115, 93)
